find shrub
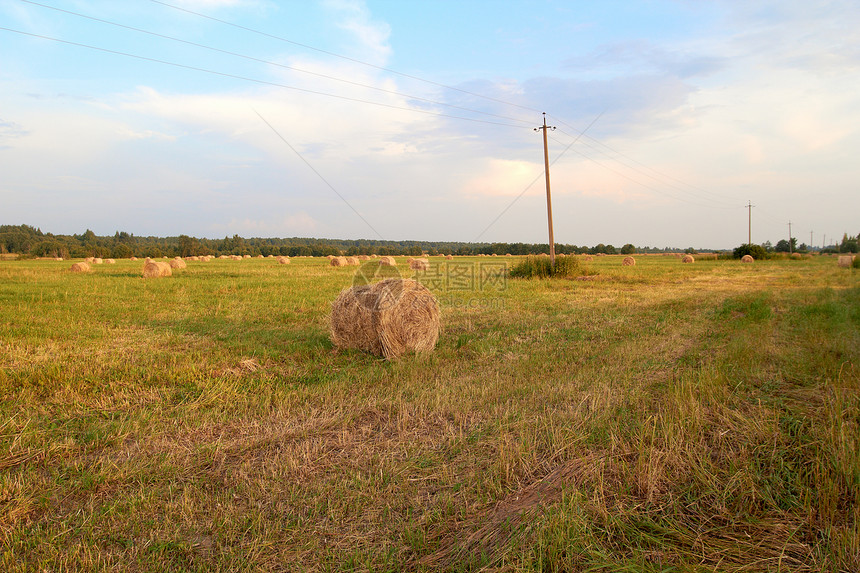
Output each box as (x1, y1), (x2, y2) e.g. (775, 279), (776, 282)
(509, 255), (585, 279)
(733, 244), (769, 260)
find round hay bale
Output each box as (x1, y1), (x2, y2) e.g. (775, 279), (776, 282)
(70, 262), (90, 273)
(358, 255), (370, 261)
(169, 258), (187, 269)
(93, 258), (103, 264)
(330, 256), (347, 267)
(143, 260), (172, 278)
(682, 254), (695, 263)
(326, 255), (335, 260)
(622, 256), (636, 266)
(791, 252), (802, 259)
(741, 255), (754, 263)
(243, 254), (251, 259)
(85, 257), (95, 263)
(445, 254), (454, 260)
(345, 256), (360, 266)
(231, 255), (243, 261)
(837, 255), (855, 268)
(330, 278), (441, 359)
(130, 257), (137, 261)
(409, 258), (430, 271)
(105, 258), (116, 264)
(277, 256), (291, 264)
(379, 256), (396, 266)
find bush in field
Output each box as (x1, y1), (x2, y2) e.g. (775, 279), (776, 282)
(733, 243), (769, 260)
(509, 255), (585, 279)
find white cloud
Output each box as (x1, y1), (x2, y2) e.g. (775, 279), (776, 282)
(322, 0), (392, 66)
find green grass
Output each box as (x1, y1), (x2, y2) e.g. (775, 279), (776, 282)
(1, 254), (858, 572)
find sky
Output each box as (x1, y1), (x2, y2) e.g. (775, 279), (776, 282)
(1, 0), (859, 250)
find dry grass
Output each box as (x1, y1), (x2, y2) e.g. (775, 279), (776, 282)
(0, 255), (857, 572)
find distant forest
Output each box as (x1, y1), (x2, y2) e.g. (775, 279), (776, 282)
(2, 224), (855, 259)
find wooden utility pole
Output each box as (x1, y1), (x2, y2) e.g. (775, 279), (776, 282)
(746, 201), (753, 245)
(535, 113), (556, 267)
(788, 221), (793, 254)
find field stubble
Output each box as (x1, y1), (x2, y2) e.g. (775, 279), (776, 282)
(0, 255), (858, 571)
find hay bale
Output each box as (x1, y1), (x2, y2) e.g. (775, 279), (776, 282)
(837, 255), (855, 268)
(410, 258), (430, 271)
(379, 256), (396, 266)
(330, 278), (441, 359)
(330, 256), (347, 267)
(445, 254), (454, 260)
(93, 258), (103, 264)
(358, 255), (370, 261)
(277, 256), (291, 264)
(622, 256), (636, 266)
(70, 262), (90, 273)
(682, 254), (695, 263)
(345, 256), (360, 266)
(130, 256), (137, 261)
(169, 258), (187, 269)
(85, 257), (95, 263)
(741, 255), (754, 263)
(143, 260), (172, 278)
(105, 258), (116, 264)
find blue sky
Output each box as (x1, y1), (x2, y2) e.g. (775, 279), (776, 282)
(1, 0), (858, 249)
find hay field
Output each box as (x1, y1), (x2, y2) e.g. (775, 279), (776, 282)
(1, 255), (858, 571)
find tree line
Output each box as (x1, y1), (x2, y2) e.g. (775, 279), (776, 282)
(0, 224), (703, 259)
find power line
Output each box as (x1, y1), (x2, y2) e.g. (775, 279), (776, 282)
(548, 133), (743, 210)
(473, 111), (605, 242)
(550, 120), (742, 209)
(18, 0), (536, 128)
(148, 0), (543, 116)
(0, 26), (527, 129)
(254, 109), (384, 240)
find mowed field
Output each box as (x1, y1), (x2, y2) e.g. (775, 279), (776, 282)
(1, 254), (858, 572)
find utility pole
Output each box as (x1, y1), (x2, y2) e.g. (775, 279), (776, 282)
(788, 221), (792, 254)
(746, 201), (754, 245)
(535, 113), (556, 267)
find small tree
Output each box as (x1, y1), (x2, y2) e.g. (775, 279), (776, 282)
(733, 243), (768, 260)
(620, 243), (636, 255)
